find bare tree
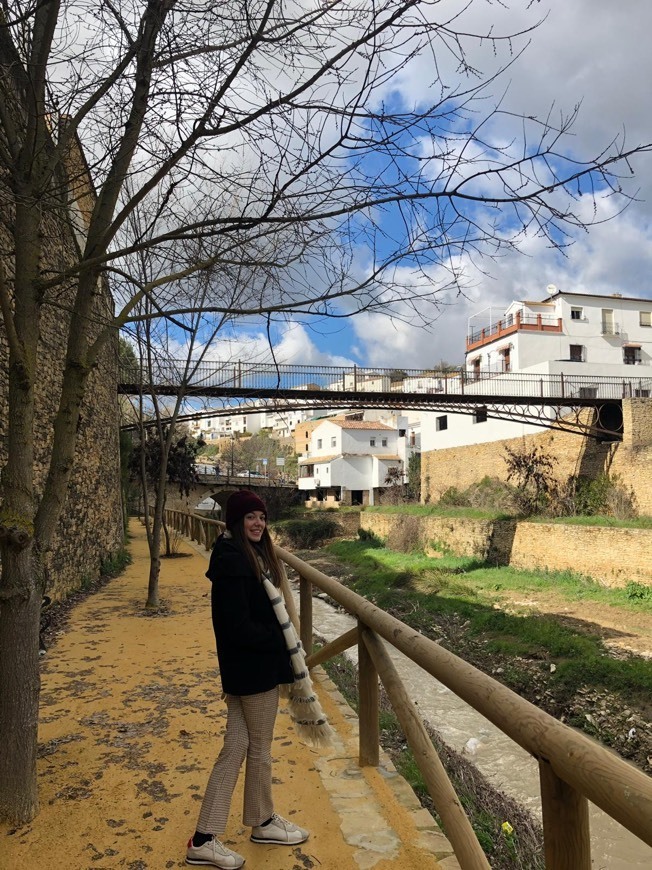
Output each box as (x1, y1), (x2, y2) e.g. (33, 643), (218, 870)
(0, 0), (650, 824)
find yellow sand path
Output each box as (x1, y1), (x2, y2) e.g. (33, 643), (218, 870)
(1, 520), (457, 870)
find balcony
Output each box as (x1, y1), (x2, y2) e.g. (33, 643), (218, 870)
(466, 310), (563, 352)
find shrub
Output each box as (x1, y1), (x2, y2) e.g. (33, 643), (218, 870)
(438, 486), (471, 507)
(624, 581), (652, 603)
(358, 527), (383, 546)
(278, 518), (343, 549)
(504, 444), (558, 516)
(100, 548), (132, 577)
(466, 476), (518, 512)
(553, 473), (638, 520)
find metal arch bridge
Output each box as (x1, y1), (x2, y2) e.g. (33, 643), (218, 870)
(118, 360), (652, 440)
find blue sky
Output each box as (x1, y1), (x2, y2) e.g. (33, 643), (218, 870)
(208, 0), (652, 373)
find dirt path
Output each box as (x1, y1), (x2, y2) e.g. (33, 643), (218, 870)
(1, 522), (452, 870)
(499, 589), (652, 658)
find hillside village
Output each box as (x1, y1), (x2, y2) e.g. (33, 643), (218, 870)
(188, 287), (652, 514)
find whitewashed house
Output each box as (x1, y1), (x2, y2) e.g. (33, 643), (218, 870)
(422, 288), (652, 452)
(298, 417), (408, 505)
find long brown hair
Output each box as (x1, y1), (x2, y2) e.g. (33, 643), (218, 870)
(229, 520), (283, 587)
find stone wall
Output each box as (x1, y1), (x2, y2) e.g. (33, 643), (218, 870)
(360, 512), (517, 564)
(360, 512), (652, 588)
(0, 130), (123, 600)
(509, 523), (652, 587)
(421, 399), (652, 516)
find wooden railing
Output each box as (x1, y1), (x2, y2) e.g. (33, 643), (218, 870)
(164, 507), (652, 870)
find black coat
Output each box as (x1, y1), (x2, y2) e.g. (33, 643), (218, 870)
(206, 535), (294, 696)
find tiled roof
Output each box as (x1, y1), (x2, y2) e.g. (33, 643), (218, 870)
(298, 454), (339, 465)
(332, 420), (395, 431)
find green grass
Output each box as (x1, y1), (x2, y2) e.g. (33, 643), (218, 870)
(364, 504), (513, 520)
(527, 514), (652, 529)
(330, 539), (652, 614)
(364, 503), (652, 528)
(100, 547), (132, 578)
(325, 539), (652, 704)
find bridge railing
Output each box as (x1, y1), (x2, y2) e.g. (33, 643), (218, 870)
(164, 507), (652, 870)
(120, 360), (652, 402)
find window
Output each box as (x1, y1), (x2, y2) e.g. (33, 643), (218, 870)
(579, 387), (598, 399)
(640, 311), (652, 327)
(436, 416), (448, 432)
(473, 406), (487, 424)
(601, 309), (617, 335)
(317, 438), (322, 449)
(331, 437), (336, 447)
(381, 438), (388, 447)
(570, 307), (583, 321)
(569, 344), (584, 362)
(409, 432), (416, 447)
(624, 346), (642, 365)
(369, 438), (376, 447)
(499, 346), (511, 372)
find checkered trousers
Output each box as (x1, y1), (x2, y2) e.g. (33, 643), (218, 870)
(196, 686), (279, 835)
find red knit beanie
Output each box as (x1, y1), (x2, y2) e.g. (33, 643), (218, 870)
(225, 490), (267, 530)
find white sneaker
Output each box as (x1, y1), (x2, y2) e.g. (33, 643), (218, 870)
(185, 836), (245, 868)
(250, 813), (309, 845)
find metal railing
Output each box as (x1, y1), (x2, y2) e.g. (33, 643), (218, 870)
(119, 360), (652, 403)
(164, 507), (652, 870)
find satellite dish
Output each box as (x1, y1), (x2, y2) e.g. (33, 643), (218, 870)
(546, 284), (557, 295)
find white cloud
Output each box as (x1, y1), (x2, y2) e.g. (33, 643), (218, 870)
(343, 1), (652, 368)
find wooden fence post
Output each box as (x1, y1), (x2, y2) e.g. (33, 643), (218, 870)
(539, 760), (591, 870)
(299, 575), (313, 657)
(361, 627), (490, 870)
(358, 619), (379, 767)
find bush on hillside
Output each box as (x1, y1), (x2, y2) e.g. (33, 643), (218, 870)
(278, 518), (343, 549)
(438, 486), (471, 507)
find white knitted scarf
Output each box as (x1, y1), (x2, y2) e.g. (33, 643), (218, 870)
(262, 573), (334, 748)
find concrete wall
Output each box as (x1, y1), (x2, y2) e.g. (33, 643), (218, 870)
(421, 398), (652, 515)
(360, 511), (652, 588)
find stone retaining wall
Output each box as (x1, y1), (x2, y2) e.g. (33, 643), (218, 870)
(360, 512), (516, 564)
(421, 399), (652, 515)
(360, 512), (652, 588)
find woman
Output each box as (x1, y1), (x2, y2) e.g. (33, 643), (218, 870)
(186, 490), (309, 869)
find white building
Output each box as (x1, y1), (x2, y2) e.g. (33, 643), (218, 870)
(298, 416), (410, 506)
(422, 288), (652, 452)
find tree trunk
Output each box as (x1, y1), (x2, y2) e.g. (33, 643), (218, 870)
(146, 521), (161, 608)
(162, 511), (171, 558)
(0, 545), (41, 824)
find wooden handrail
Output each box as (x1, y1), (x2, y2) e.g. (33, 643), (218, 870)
(163, 507), (652, 869)
(275, 546), (652, 851)
(362, 627), (490, 870)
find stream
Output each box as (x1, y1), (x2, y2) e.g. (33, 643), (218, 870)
(307, 593), (652, 869)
